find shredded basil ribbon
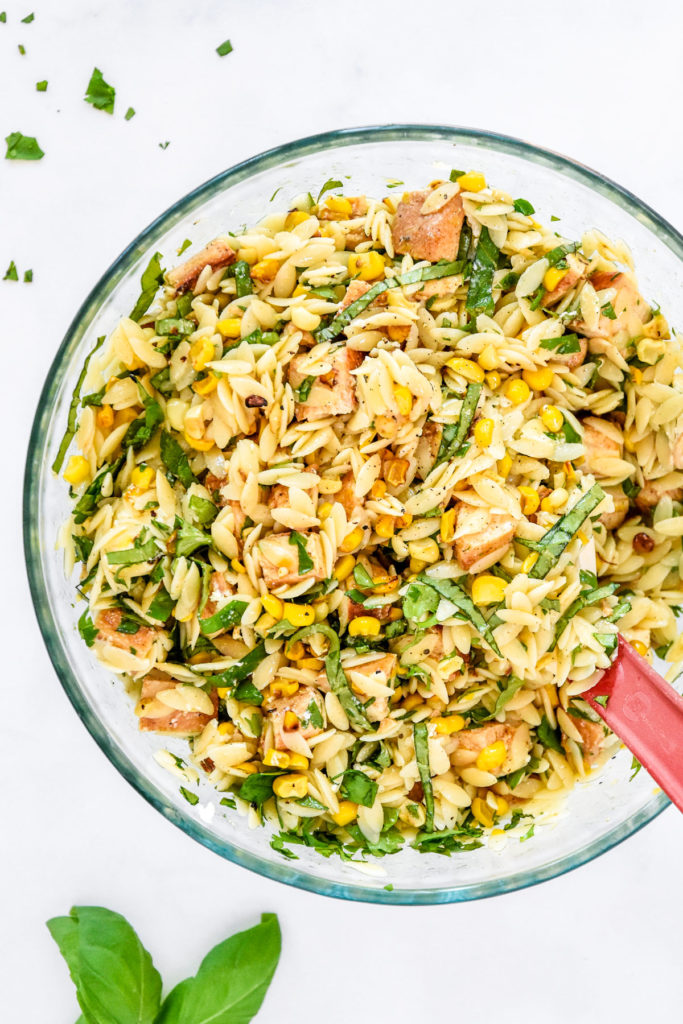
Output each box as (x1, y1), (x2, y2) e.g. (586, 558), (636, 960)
(52, 335), (106, 473)
(315, 260), (465, 343)
(288, 623), (372, 732)
(433, 382), (482, 469)
(518, 484), (605, 579)
(413, 722), (434, 831)
(416, 573), (503, 657)
(548, 583), (619, 652)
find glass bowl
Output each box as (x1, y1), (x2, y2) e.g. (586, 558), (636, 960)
(24, 125), (683, 904)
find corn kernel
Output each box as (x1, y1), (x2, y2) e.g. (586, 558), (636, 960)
(285, 210), (310, 230)
(283, 711), (299, 730)
(63, 456), (90, 486)
(485, 371), (502, 391)
(298, 657), (324, 671)
(435, 715), (465, 735)
(288, 753), (310, 770)
(541, 488), (567, 512)
(216, 687), (229, 699)
(477, 345), (498, 371)
(333, 555), (356, 582)
(387, 324), (411, 342)
(518, 486), (540, 515)
(131, 465), (155, 489)
(402, 694), (423, 711)
(348, 616), (381, 637)
(494, 796), (509, 817)
(375, 515), (395, 539)
(190, 337), (215, 372)
(234, 762), (257, 775)
(498, 453), (513, 478)
(270, 680), (299, 698)
(184, 432), (214, 451)
(217, 317), (242, 339)
(395, 512), (413, 528)
(440, 507), (457, 543)
(324, 195), (353, 218)
(476, 741), (507, 772)
(273, 773), (308, 799)
(193, 373), (219, 396)
(457, 171), (486, 192)
(283, 603), (315, 627)
(473, 417), (494, 447)
(446, 357), (485, 383)
(218, 722), (234, 736)
(631, 367), (643, 385)
(385, 458), (409, 488)
(333, 801), (358, 826)
(505, 378), (531, 404)
(521, 552), (538, 573)
(370, 480), (387, 500)
(349, 250), (385, 281)
(631, 639), (648, 658)
(319, 477), (342, 494)
(96, 405), (114, 430)
(471, 575), (507, 606)
(471, 796), (495, 828)
(286, 641), (305, 661)
(262, 594), (284, 620)
(543, 267), (566, 293)
(251, 258), (279, 283)
(231, 558), (246, 573)
(340, 526), (364, 552)
(409, 558), (428, 574)
(372, 575), (399, 595)
(523, 366), (554, 391)
(407, 538), (440, 564)
(540, 404), (564, 433)
(393, 385), (413, 416)
(318, 502), (333, 521)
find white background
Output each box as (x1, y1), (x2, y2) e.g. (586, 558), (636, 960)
(3, 1), (683, 1020)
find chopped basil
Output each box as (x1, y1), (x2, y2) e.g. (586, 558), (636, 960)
(159, 141), (170, 150)
(317, 178), (343, 201)
(289, 531), (314, 574)
(123, 384), (163, 450)
(465, 227), (499, 316)
(593, 632), (618, 657)
(52, 335), (106, 472)
(352, 563), (376, 589)
(449, 169), (465, 181)
(0, 13), (6, 22)
(160, 430), (195, 488)
(216, 38), (233, 56)
(189, 495), (218, 525)
(601, 301), (617, 320)
(147, 587), (175, 622)
(177, 238), (192, 256)
(84, 67), (115, 114)
(149, 366), (172, 395)
(78, 610), (98, 647)
(340, 769), (378, 808)
(107, 537), (158, 566)
(520, 824), (535, 842)
(415, 574), (502, 657)
(403, 582), (439, 628)
(520, 484), (605, 580)
(234, 681), (263, 705)
(36, 79), (47, 91)
(124, 106), (135, 120)
(513, 198), (535, 215)
(294, 375), (315, 402)
(18, 43), (25, 54)
(208, 642), (267, 688)
(413, 722), (434, 831)
(155, 316), (195, 336)
(433, 382), (482, 468)
(540, 333), (581, 355)
(72, 456), (123, 524)
(180, 786), (199, 806)
(560, 418), (581, 444)
(3, 260), (18, 281)
(176, 520), (211, 558)
(199, 598), (248, 635)
(24, 268), (32, 282)
(130, 251), (164, 321)
(487, 676), (524, 719)
(81, 386), (105, 408)
(232, 260), (252, 297)
(594, 694), (609, 708)
(5, 131), (44, 159)
(548, 582), (619, 651)
(72, 534), (94, 563)
(498, 271), (519, 290)
(289, 624), (372, 732)
(21, 11), (34, 21)
(307, 699), (324, 729)
(545, 241), (579, 267)
(537, 714), (563, 753)
(239, 771), (282, 808)
(630, 756), (642, 781)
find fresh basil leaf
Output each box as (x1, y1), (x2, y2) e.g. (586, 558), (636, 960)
(234, 681), (263, 705)
(545, 241), (579, 267)
(513, 198), (535, 216)
(72, 456), (124, 523)
(176, 520), (211, 558)
(154, 979), (193, 1024)
(232, 260), (252, 298)
(24, 268), (33, 281)
(84, 67), (115, 114)
(238, 772), (281, 807)
(520, 484), (605, 579)
(21, 11), (34, 21)
(3, 259), (18, 280)
(73, 534), (94, 563)
(415, 574), (502, 657)
(78, 610), (97, 647)
(289, 531), (314, 573)
(594, 694), (609, 708)
(130, 252), (164, 322)
(622, 477), (640, 501)
(340, 769), (378, 808)
(294, 375), (315, 402)
(52, 335), (106, 472)
(594, 632), (618, 657)
(124, 106), (135, 121)
(601, 301), (617, 320)
(307, 699), (324, 729)
(353, 563), (375, 589)
(413, 722), (434, 831)
(498, 271), (519, 290)
(123, 391), (164, 450)
(208, 642), (267, 688)
(560, 418), (581, 443)
(630, 756), (642, 781)
(548, 583), (618, 651)
(216, 38), (233, 56)
(180, 786), (199, 805)
(107, 537), (158, 566)
(81, 386), (105, 408)
(317, 178), (343, 201)
(147, 587), (175, 622)
(189, 495), (218, 525)
(491, 675), (524, 718)
(540, 333), (581, 355)
(403, 581), (439, 627)
(537, 714), (564, 754)
(200, 599), (248, 635)
(5, 130), (44, 159)
(433, 382), (482, 468)
(155, 317), (195, 337)
(160, 431), (195, 488)
(465, 227), (499, 316)
(289, 624), (372, 732)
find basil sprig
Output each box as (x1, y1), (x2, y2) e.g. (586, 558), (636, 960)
(52, 335), (105, 472)
(465, 227), (499, 316)
(433, 382), (481, 469)
(413, 722), (434, 831)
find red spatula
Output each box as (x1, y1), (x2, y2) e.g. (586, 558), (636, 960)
(582, 635), (683, 813)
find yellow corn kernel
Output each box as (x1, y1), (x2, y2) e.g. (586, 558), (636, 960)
(396, 513), (413, 528)
(498, 453), (513, 478)
(230, 558), (246, 574)
(543, 267), (566, 293)
(407, 538), (440, 564)
(523, 366), (554, 391)
(251, 258), (279, 283)
(333, 554), (355, 582)
(387, 324), (411, 342)
(349, 250), (385, 282)
(518, 486), (540, 515)
(333, 801), (359, 826)
(505, 378), (531, 404)
(385, 458), (409, 488)
(435, 715), (465, 735)
(283, 711), (300, 730)
(370, 480), (387, 500)
(130, 465), (154, 489)
(641, 314), (670, 340)
(234, 762), (257, 775)
(372, 575), (399, 595)
(319, 477), (342, 494)
(193, 373), (219, 396)
(288, 753), (310, 770)
(273, 773), (308, 799)
(340, 526), (364, 552)
(630, 367), (643, 385)
(298, 657), (324, 671)
(348, 616), (381, 637)
(375, 515), (395, 539)
(402, 694), (423, 711)
(63, 456), (90, 486)
(389, 607), (403, 622)
(474, 417), (494, 447)
(540, 404), (564, 433)
(521, 552), (538, 573)
(471, 574), (507, 606)
(490, 828), (505, 837)
(184, 432), (214, 451)
(494, 796), (509, 817)
(485, 371), (502, 391)
(269, 680), (299, 698)
(471, 796), (495, 828)
(409, 558), (428, 574)
(393, 385), (413, 416)
(292, 284), (308, 298)
(283, 603), (315, 627)
(96, 405), (114, 430)
(318, 502), (333, 521)
(564, 461), (577, 483)
(446, 357), (485, 383)
(217, 317), (242, 339)
(190, 337), (215, 372)
(286, 641), (305, 661)
(324, 195), (353, 218)
(216, 687), (229, 699)
(631, 639), (648, 658)
(457, 171), (486, 192)
(440, 507), (457, 543)
(477, 345), (498, 371)
(544, 684), (559, 708)
(285, 210), (310, 230)
(262, 594), (285, 620)
(217, 722), (234, 736)
(476, 741), (508, 773)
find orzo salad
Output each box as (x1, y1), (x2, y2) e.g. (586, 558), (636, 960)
(57, 170), (683, 859)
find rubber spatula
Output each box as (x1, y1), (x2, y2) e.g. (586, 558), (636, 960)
(583, 635), (683, 813)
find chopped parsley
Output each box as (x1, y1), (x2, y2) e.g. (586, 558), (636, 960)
(289, 531), (314, 574)
(84, 67), (116, 114)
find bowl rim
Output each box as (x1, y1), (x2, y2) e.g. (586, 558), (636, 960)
(23, 123), (676, 905)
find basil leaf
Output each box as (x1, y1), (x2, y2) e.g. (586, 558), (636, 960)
(73, 456), (124, 524)
(295, 375), (315, 402)
(124, 106), (135, 120)
(180, 786), (199, 805)
(537, 715), (564, 754)
(46, 915), (93, 1023)
(545, 241), (579, 267)
(523, 484), (605, 579)
(147, 587), (175, 622)
(216, 38), (233, 56)
(540, 333), (581, 355)
(160, 431), (195, 488)
(5, 130), (44, 159)
(340, 769), (378, 808)
(130, 252), (164, 321)
(234, 681), (263, 705)
(175, 519), (210, 558)
(413, 722), (434, 831)
(123, 385), (164, 450)
(73, 534), (94, 563)
(189, 495), (218, 525)
(200, 598), (248, 635)
(601, 301), (617, 320)
(289, 531), (314, 573)
(84, 67), (116, 114)
(549, 582), (619, 651)
(208, 642), (267, 688)
(513, 198), (535, 215)
(317, 178), (343, 201)
(4, 259), (18, 280)
(232, 260), (252, 298)
(289, 624), (372, 732)
(403, 581), (439, 627)
(155, 979), (193, 1024)
(433, 382), (481, 468)
(107, 538), (158, 566)
(560, 418), (581, 444)
(238, 772), (281, 807)
(352, 563), (375, 589)
(78, 610), (97, 648)
(155, 317), (195, 337)
(307, 699), (324, 729)
(415, 574), (502, 657)
(465, 227), (498, 316)
(490, 675), (524, 718)
(52, 334), (106, 472)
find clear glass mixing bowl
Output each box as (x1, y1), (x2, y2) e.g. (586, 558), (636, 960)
(24, 126), (683, 903)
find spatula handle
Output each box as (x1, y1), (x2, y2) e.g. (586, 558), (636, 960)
(583, 636), (683, 813)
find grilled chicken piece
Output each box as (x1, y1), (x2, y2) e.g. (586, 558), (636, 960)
(138, 672), (218, 735)
(289, 347), (363, 421)
(392, 190), (465, 263)
(571, 271), (650, 344)
(450, 722), (531, 776)
(598, 487), (630, 530)
(453, 503), (515, 573)
(414, 420), (443, 479)
(635, 474), (683, 512)
(569, 717), (606, 765)
(264, 684), (326, 749)
(581, 417), (623, 477)
(95, 608), (157, 656)
(542, 253), (586, 306)
(166, 238), (236, 293)
(258, 531), (326, 588)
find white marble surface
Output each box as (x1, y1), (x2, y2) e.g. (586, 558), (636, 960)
(3, 1), (683, 1020)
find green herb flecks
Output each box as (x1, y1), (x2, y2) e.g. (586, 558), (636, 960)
(52, 335), (106, 472)
(289, 531), (314, 574)
(540, 333), (582, 355)
(78, 610), (98, 647)
(216, 38), (233, 56)
(130, 251), (164, 321)
(122, 383), (164, 450)
(317, 178), (343, 202)
(549, 582), (619, 652)
(519, 484), (605, 580)
(465, 227), (499, 316)
(433, 382), (482, 468)
(199, 599), (248, 635)
(208, 642), (267, 690)
(5, 131), (44, 160)
(3, 260), (18, 280)
(294, 375), (315, 402)
(413, 722), (434, 831)
(84, 67), (116, 114)
(232, 259), (252, 297)
(147, 587), (175, 622)
(72, 456), (124, 524)
(160, 430), (195, 488)
(537, 714), (563, 754)
(340, 769), (378, 808)
(107, 537), (159, 566)
(513, 198), (535, 216)
(189, 494), (218, 525)
(415, 573), (502, 656)
(176, 519), (211, 558)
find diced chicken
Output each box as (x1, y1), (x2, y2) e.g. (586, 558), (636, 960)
(95, 608), (157, 656)
(413, 275), (460, 301)
(570, 717), (606, 765)
(269, 478), (320, 513)
(635, 473), (683, 512)
(582, 417), (623, 477)
(138, 671), (218, 736)
(599, 487), (630, 530)
(571, 271), (650, 343)
(289, 346), (363, 421)
(542, 253), (586, 306)
(450, 722), (531, 776)
(392, 190), (465, 263)
(199, 572), (233, 623)
(336, 470), (363, 519)
(166, 238), (236, 293)
(317, 653), (396, 723)
(453, 503), (515, 573)
(550, 334), (588, 371)
(343, 595), (394, 623)
(264, 684), (326, 750)
(414, 419), (443, 479)
(258, 531), (326, 588)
